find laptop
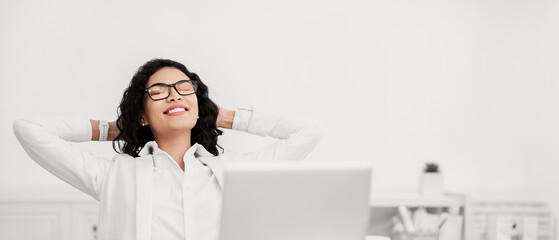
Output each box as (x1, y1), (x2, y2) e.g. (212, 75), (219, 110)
(218, 161), (372, 240)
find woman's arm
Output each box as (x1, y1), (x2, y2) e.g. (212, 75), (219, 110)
(89, 120), (119, 141)
(13, 115), (112, 200)
(216, 105), (235, 129)
(217, 106), (323, 162)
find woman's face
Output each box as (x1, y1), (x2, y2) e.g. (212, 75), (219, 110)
(141, 67), (199, 135)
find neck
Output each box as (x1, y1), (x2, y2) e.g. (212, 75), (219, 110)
(153, 130), (192, 171)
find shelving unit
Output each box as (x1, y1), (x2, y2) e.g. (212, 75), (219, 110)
(368, 191), (557, 240)
(467, 197), (556, 240)
(367, 190), (468, 239)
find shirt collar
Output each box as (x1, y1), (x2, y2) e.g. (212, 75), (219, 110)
(138, 140), (215, 158)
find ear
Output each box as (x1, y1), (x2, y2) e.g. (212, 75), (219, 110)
(140, 112), (148, 126)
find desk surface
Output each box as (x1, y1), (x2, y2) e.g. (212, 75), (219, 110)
(370, 191), (465, 207)
(0, 187), (466, 208)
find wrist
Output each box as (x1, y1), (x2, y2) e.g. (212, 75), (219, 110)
(90, 120), (100, 141)
(90, 120), (119, 141)
(98, 120), (109, 141)
(218, 109), (235, 129)
(107, 121), (119, 141)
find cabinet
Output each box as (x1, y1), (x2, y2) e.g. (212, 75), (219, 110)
(0, 188), (99, 240)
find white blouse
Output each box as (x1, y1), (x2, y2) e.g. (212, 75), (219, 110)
(13, 107), (323, 240)
(150, 141), (222, 240)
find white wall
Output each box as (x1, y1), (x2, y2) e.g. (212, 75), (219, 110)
(1, 0), (558, 220)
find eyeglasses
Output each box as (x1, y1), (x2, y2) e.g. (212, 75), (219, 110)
(144, 79), (198, 100)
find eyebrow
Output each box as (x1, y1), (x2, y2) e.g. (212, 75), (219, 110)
(147, 79), (192, 87)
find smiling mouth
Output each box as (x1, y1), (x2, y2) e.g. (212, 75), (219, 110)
(164, 108), (188, 114)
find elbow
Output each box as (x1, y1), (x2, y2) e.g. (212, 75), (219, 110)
(13, 118), (30, 139)
(284, 121), (324, 161)
(13, 118), (41, 144)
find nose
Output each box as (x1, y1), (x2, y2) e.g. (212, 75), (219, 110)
(166, 87), (182, 102)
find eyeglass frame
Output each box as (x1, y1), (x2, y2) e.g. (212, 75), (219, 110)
(144, 79), (198, 101)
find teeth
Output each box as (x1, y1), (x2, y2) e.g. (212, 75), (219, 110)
(167, 108), (186, 114)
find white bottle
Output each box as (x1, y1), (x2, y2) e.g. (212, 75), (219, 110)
(439, 207), (463, 240)
(413, 207), (428, 232)
(397, 205), (416, 233)
(487, 215), (513, 240)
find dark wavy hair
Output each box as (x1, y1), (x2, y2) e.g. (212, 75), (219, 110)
(112, 58), (223, 157)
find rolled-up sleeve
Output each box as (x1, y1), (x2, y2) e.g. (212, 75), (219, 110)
(231, 107), (323, 162)
(13, 115), (110, 200)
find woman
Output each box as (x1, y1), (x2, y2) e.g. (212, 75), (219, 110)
(12, 59), (322, 240)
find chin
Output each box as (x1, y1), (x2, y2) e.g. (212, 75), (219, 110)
(166, 122), (195, 131)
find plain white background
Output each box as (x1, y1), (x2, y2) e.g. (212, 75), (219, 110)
(1, 0), (558, 226)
